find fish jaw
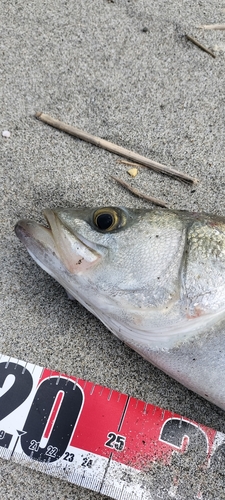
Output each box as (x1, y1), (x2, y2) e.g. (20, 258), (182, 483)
(15, 210), (101, 281)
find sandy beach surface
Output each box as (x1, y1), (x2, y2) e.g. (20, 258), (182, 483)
(1, 0), (225, 498)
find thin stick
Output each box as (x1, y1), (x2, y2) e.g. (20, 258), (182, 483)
(186, 34), (216, 58)
(118, 158), (171, 172)
(117, 159), (144, 168)
(111, 176), (168, 208)
(197, 24), (225, 30)
(36, 112), (197, 185)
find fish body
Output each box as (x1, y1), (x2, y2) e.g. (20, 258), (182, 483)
(15, 206), (225, 409)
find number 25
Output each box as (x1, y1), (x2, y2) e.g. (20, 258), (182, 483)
(105, 432), (126, 451)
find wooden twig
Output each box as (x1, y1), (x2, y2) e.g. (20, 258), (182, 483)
(198, 24), (225, 30)
(36, 112), (197, 185)
(111, 176), (168, 208)
(186, 34), (216, 58)
(117, 159), (144, 168)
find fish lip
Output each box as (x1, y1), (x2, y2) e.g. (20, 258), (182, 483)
(15, 218), (52, 241)
(15, 210), (63, 248)
(15, 220), (28, 241)
(15, 209), (59, 241)
(14, 216), (58, 261)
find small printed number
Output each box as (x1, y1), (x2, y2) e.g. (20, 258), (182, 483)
(28, 440), (40, 452)
(63, 452), (75, 462)
(0, 430), (5, 439)
(105, 432), (126, 451)
(45, 445), (58, 457)
(81, 457), (93, 468)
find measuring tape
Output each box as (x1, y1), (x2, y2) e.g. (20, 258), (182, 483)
(0, 353), (224, 499)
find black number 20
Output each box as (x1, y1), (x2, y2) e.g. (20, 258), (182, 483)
(20, 377), (83, 462)
(0, 362), (83, 463)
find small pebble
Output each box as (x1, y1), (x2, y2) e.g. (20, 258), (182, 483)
(127, 168), (138, 177)
(2, 130), (11, 138)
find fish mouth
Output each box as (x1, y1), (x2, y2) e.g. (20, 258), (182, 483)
(15, 209), (100, 275)
(15, 213), (55, 252)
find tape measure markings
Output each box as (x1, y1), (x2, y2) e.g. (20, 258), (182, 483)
(0, 353), (224, 500)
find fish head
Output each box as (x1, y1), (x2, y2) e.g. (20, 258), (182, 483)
(15, 206), (185, 345)
(15, 206), (225, 351)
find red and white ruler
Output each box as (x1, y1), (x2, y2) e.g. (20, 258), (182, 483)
(0, 353), (224, 499)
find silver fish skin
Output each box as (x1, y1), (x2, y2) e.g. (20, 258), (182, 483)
(15, 206), (225, 409)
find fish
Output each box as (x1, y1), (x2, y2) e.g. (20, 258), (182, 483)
(15, 206), (225, 410)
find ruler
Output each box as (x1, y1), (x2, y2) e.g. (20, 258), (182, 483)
(0, 353), (224, 499)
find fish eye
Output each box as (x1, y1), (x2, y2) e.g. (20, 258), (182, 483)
(93, 208), (119, 232)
